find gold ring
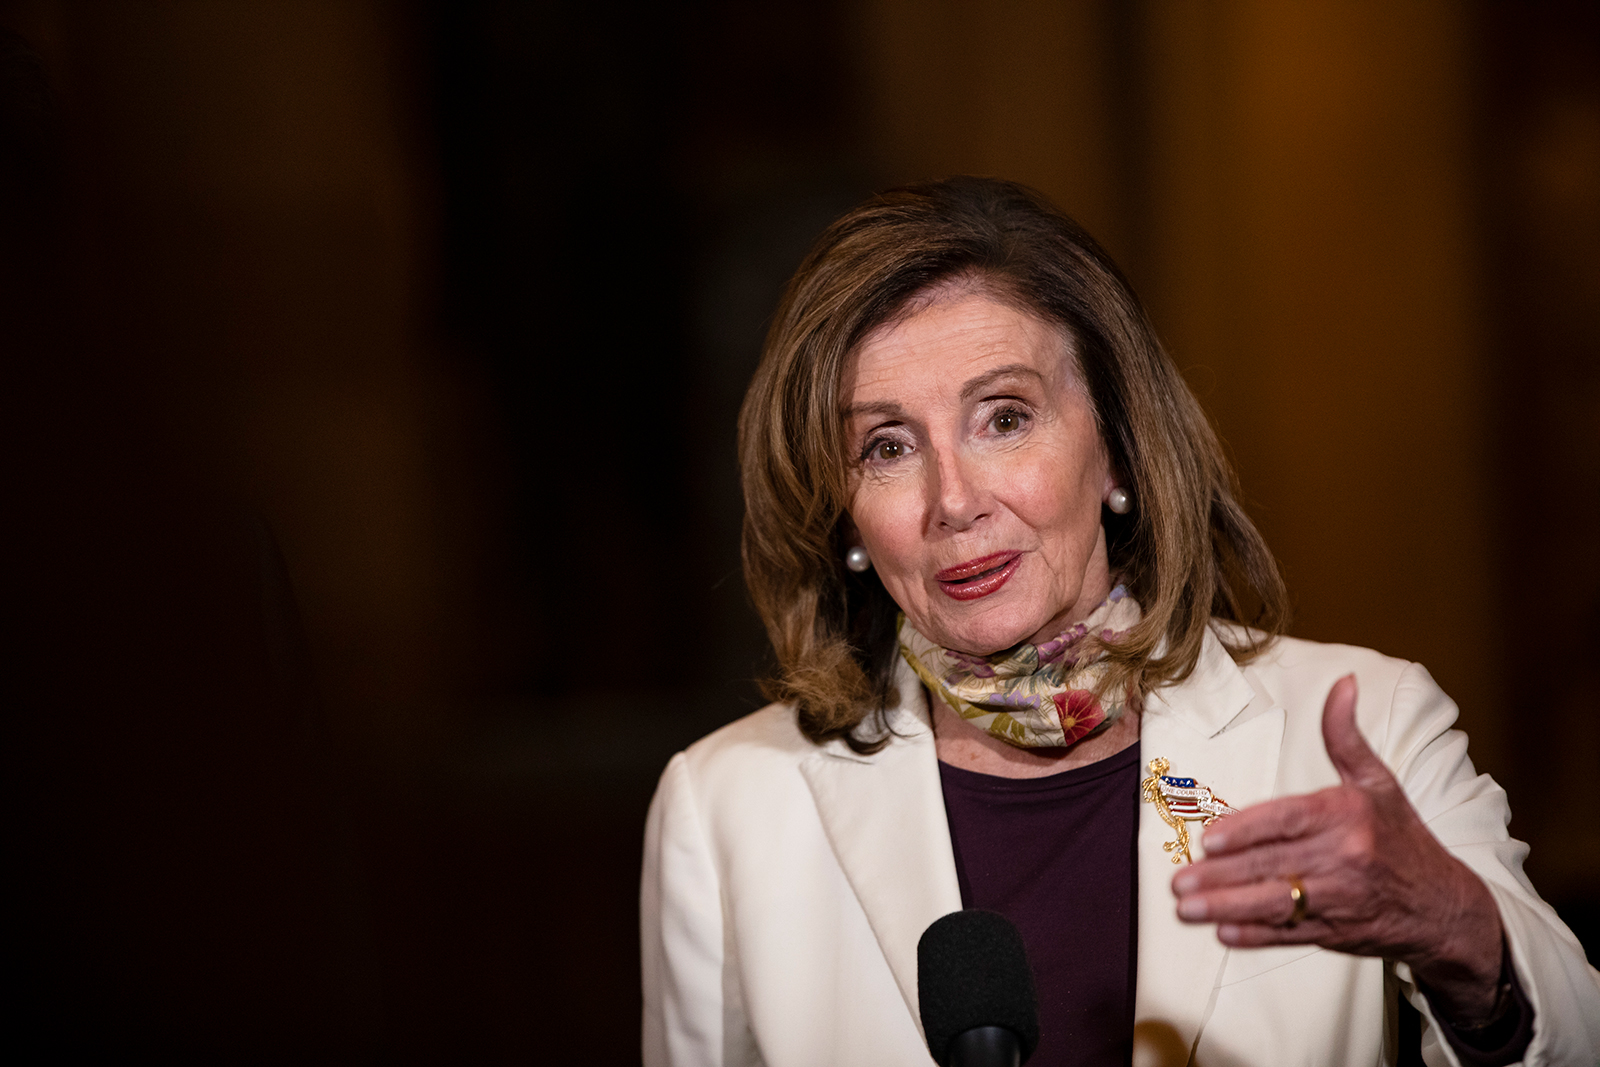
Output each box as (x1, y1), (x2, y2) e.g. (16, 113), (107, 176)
(1286, 876), (1307, 928)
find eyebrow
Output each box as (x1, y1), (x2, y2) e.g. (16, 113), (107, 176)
(958, 363), (1046, 401)
(842, 399), (907, 420)
(843, 364), (1048, 421)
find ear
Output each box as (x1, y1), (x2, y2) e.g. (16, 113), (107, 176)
(1096, 433), (1121, 501)
(839, 512), (863, 549)
(1101, 459), (1122, 503)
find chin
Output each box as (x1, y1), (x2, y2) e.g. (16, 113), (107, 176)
(930, 609), (1043, 657)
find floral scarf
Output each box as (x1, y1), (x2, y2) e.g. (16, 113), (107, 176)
(897, 585), (1142, 749)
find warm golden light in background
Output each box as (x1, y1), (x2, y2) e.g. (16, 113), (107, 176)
(3, 0), (1593, 1059)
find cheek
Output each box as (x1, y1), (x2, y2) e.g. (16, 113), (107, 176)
(848, 480), (923, 572)
(1008, 452), (1102, 535)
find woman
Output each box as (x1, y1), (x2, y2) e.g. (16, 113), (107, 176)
(641, 178), (1599, 1066)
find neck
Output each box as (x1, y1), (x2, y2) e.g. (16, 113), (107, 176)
(929, 684), (1142, 779)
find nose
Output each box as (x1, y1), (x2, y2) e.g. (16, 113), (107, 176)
(929, 446), (991, 532)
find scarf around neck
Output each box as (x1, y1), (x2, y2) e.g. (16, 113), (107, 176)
(897, 585), (1142, 749)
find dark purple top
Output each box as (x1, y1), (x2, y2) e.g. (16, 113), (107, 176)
(938, 742), (1142, 1067)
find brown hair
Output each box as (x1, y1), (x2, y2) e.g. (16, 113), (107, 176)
(738, 177), (1287, 751)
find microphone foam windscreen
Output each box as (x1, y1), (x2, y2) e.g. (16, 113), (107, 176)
(918, 909), (1040, 1065)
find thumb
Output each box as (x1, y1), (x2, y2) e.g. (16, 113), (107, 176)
(1321, 674), (1389, 787)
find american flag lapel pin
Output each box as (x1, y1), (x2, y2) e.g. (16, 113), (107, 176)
(1140, 757), (1240, 864)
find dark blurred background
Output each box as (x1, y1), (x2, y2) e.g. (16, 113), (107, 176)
(1, 0), (1594, 1061)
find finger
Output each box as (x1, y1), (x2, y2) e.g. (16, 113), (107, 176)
(1175, 878), (1300, 925)
(1320, 674), (1389, 788)
(1217, 919), (1328, 948)
(1198, 792), (1324, 855)
(1175, 837), (1322, 894)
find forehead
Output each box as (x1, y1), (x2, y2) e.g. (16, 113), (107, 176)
(846, 289), (1074, 400)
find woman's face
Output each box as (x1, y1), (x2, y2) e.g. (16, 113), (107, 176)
(842, 287), (1117, 657)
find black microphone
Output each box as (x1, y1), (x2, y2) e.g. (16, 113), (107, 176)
(918, 909), (1041, 1067)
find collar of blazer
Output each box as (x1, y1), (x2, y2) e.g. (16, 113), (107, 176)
(798, 625), (1287, 1059)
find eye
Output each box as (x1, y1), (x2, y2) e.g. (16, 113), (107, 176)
(857, 426), (912, 465)
(991, 408), (1025, 433)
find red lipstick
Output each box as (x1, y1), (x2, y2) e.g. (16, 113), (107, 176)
(936, 551), (1021, 601)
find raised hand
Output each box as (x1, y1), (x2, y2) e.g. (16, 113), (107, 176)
(1170, 675), (1506, 1024)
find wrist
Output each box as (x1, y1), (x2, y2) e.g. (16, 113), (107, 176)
(1408, 874), (1505, 1025)
(1431, 937), (1535, 1065)
(1446, 972), (1514, 1034)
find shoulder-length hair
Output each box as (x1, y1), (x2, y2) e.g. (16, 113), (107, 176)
(738, 177), (1287, 751)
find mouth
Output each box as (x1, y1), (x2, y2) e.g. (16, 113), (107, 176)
(935, 551), (1021, 601)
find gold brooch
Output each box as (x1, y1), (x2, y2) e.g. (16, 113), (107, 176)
(1140, 757), (1239, 864)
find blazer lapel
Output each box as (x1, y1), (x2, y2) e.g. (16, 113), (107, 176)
(799, 656), (963, 1039)
(1134, 630), (1286, 1065)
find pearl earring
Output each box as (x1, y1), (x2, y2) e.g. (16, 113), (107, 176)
(1107, 487), (1133, 515)
(845, 545), (872, 573)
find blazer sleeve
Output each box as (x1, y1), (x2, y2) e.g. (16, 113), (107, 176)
(1381, 663), (1600, 1067)
(642, 752), (759, 1067)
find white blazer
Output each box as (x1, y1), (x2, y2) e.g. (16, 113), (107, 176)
(641, 628), (1600, 1066)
